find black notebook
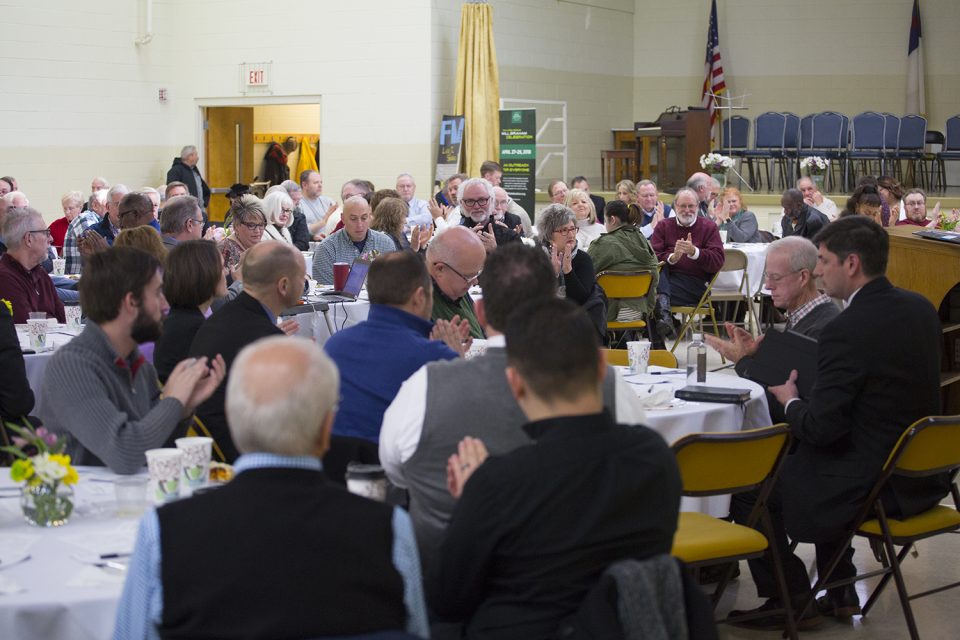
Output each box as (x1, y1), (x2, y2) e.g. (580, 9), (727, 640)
(675, 385), (752, 404)
(746, 329), (819, 397)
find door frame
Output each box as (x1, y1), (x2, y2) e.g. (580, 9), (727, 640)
(194, 94), (322, 175)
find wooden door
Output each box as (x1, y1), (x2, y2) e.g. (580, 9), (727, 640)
(205, 107), (254, 222)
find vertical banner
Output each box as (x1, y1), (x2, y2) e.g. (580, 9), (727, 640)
(499, 109), (536, 217)
(435, 115), (465, 184)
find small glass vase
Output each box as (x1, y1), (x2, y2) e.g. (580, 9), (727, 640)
(811, 174), (825, 191)
(21, 482), (74, 527)
(711, 171), (727, 188)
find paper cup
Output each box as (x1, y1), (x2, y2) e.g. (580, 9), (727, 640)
(719, 229), (728, 244)
(26, 318), (48, 349)
(52, 258), (66, 276)
(345, 463), (387, 502)
(333, 262), (350, 290)
(626, 340), (651, 374)
(175, 437), (213, 492)
(301, 251), (314, 277)
(114, 476), (149, 517)
(64, 303), (82, 328)
(145, 448), (183, 504)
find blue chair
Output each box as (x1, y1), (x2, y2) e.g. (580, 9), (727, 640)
(801, 112), (848, 191)
(780, 113), (801, 189)
(742, 112), (786, 191)
(848, 112), (886, 186)
(935, 115), (960, 191)
(896, 115), (927, 188)
(721, 115), (750, 157)
(799, 115), (815, 154)
(882, 113), (901, 176)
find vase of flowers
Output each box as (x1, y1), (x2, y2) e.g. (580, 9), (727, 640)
(700, 153), (735, 187)
(800, 156), (829, 191)
(3, 421), (78, 527)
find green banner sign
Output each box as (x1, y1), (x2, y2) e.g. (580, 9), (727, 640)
(499, 109), (536, 218)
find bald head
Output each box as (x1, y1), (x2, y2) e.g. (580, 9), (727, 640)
(427, 226), (486, 300)
(241, 242), (304, 290)
(687, 172), (712, 202)
(226, 336), (339, 457)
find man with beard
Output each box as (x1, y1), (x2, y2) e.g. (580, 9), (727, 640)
(38, 247), (226, 474)
(457, 178), (521, 253)
(189, 242), (307, 462)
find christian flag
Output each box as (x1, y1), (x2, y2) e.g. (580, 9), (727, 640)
(905, 0), (925, 115)
(700, 0), (726, 131)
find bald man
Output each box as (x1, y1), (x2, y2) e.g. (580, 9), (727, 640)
(312, 196), (396, 284)
(687, 172), (719, 218)
(189, 242), (306, 462)
(426, 225), (487, 339)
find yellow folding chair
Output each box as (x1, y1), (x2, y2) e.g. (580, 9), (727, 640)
(670, 424), (800, 639)
(601, 348), (678, 369)
(795, 416), (960, 640)
(596, 270), (654, 348)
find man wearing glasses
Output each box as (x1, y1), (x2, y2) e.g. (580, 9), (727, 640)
(159, 195), (206, 250)
(425, 226), (486, 339)
(457, 178), (521, 253)
(0, 207), (66, 323)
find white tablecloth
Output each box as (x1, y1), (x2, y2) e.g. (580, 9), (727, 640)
(622, 367), (772, 516)
(0, 468), (141, 640)
(713, 242), (768, 296)
(17, 324), (80, 399)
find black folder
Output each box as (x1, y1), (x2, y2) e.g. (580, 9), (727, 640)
(746, 329), (819, 397)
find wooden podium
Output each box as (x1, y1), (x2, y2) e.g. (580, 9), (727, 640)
(649, 108), (711, 192)
(887, 226), (960, 412)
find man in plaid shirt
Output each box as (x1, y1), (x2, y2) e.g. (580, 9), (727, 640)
(63, 189), (108, 275)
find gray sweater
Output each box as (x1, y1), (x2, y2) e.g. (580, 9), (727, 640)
(37, 322), (186, 474)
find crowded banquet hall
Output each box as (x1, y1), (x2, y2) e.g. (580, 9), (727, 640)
(1, 1), (959, 639)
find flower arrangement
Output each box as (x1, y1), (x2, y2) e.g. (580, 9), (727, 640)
(800, 156), (829, 176)
(2, 421), (78, 527)
(700, 153), (735, 173)
(937, 207), (960, 231)
(359, 249), (382, 262)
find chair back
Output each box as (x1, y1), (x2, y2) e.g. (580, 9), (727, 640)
(882, 113), (900, 152)
(812, 112), (846, 150)
(753, 112), (786, 150)
(897, 115), (927, 152)
(799, 115), (814, 150)
(722, 115), (750, 151)
(672, 425), (790, 497)
(887, 416), (960, 478)
(946, 115), (960, 152)
(596, 271), (654, 300)
(851, 112), (885, 150)
(602, 348), (678, 369)
(782, 113), (801, 151)
(720, 248), (748, 272)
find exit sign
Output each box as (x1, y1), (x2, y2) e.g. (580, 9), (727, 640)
(246, 67), (268, 87)
(239, 62), (272, 94)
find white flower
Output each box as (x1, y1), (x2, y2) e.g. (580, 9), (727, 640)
(700, 153), (735, 171)
(31, 452), (67, 484)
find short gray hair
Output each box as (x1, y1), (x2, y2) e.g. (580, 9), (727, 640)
(2, 191), (29, 207)
(279, 180), (301, 196)
(637, 179), (657, 191)
(226, 336), (339, 456)
(89, 189), (109, 208)
(687, 174), (709, 192)
(138, 187), (160, 198)
(456, 177), (495, 215)
(160, 195), (200, 234)
(180, 145), (198, 159)
(536, 203), (576, 238)
(674, 187), (699, 205)
(769, 236), (818, 273)
(2, 207), (43, 250)
(396, 172), (415, 185)
(108, 184), (130, 201)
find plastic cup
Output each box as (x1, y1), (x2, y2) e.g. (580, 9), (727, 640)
(145, 448), (183, 504)
(301, 251), (314, 277)
(345, 463), (387, 502)
(26, 316), (48, 349)
(114, 476), (149, 517)
(52, 258), (66, 276)
(719, 229), (728, 244)
(626, 340), (651, 374)
(175, 437), (213, 493)
(333, 262), (350, 290)
(64, 303), (82, 328)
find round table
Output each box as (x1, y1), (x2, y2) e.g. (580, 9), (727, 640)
(17, 324), (80, 400)
(620, 366), (772, 516)
(0, 467), (141, 640)
(714, 242), (768, 296)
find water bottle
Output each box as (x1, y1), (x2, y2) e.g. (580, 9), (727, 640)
(687, 333), (707, 384)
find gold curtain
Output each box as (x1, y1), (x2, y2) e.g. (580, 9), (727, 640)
(454, 2), (500, 177)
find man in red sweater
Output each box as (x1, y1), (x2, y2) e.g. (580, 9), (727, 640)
(649, 188), (725, 343)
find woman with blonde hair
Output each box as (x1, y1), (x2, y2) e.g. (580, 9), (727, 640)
(371, 197), (411, 252)
(565, 188), (605, 250)
(261, 190), (294, 244)
(615, 179), (637, 205)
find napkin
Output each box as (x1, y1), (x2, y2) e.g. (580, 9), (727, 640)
(58, 521), (139, 557)
(65, 565), (126, 588)
(0, 574), (25, 595)
(636, 388), (676, 409)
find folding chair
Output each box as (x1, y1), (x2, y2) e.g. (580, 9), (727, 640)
(596, 270), (654, 347)
(742, 112), (787, 191)
(669, 271), (721, 355)
(848, 112), (886, 185)
(795, 416), (960, 640)
(601, 348), (679, 369)
(710, 248), (761, 336)
(670, 424), (800, 639)
(935, 115), (960, 191)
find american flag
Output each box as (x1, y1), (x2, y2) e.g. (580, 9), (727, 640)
(700, 0), (726, 129)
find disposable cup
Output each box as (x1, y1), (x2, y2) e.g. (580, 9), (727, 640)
(626, 340), (651, 374)
(145, 448), (183, 504)
(175, 437), (213, 492)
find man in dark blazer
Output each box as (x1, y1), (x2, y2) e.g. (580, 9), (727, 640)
(734, 217), (950, 628)
(780, 188), (828, 240)
(166, 145), (211, 209)
(188, 242), (305, 462)
(431, 298), (681, 639)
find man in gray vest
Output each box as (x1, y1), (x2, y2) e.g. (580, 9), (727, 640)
(379, 244), (648, 571)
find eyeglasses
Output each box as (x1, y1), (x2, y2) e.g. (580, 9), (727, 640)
(461, 197), (490, 208)
(555, 226), (577, 235)
(495, 199), (511, 208)
(27, 229), (53, 238)
(763, 270), (802, 283)
(240, 222), (266, 231)
(438, 261), (482, 284)
(281, 208), (294, 214)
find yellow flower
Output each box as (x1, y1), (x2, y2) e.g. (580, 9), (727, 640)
(0, 299), (12, 316)
(49, 454), (78, 485)
(11, 459), (34, 483)
(62, 466), (79, 485)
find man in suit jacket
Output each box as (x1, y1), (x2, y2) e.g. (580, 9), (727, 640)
(733, 217), (950, 628)
(431, 298), (680, 639)
(189, 242), (305, 462)
(114, 336), (428, 639)
(780, 188), (829, 240)
(166, 145), (211, 209)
